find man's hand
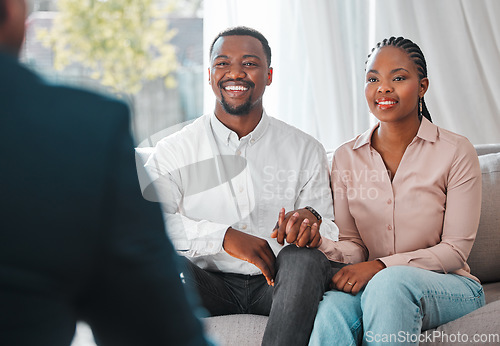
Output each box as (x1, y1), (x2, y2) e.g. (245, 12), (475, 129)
(223, 227), (276, 286)
(271, 208), (322, 247)
(331, 260), (386, 295)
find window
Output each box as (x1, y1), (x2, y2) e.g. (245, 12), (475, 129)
(22, 0), (204, 143)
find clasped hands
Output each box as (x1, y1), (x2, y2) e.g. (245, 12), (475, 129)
(270, 207), (322, 248)
(222, 207), (321, 286)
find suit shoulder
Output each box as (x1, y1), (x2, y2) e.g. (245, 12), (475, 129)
(51, 84), (128, 110)
(45, 84), (131, 127)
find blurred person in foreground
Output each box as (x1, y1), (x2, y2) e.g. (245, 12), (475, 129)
(0, 0), (210, 345)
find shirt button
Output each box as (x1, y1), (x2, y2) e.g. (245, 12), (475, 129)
(241, 224), (247, 230)
(236, 150), (241, 156)
(239, 186), (244, 193)
(387, 225), (392, 231)
(387, 199), (392, 204)
(250, 139), (255, 144)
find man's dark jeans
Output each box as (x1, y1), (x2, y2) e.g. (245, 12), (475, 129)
(180, 245), (338, 346)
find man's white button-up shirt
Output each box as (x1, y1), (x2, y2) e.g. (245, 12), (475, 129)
(144, 111), (338, 275)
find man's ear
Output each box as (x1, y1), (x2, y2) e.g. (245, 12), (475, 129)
(0, 0), (27, 56)
(267, 67), (273, 86)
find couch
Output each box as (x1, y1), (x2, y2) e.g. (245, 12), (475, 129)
(204, 144), (500, 346)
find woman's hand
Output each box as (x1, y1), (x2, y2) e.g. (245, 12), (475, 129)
(331, 260), (386, 295)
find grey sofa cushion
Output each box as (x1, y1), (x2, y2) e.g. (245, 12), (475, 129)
(483, 281), (500, 304)
(204, 314), (267, 346)
(421, 300), (500, 345)
(475, 143), (500, 156)
(468, 153), (500, 283)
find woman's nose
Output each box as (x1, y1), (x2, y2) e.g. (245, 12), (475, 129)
(378, 82), (393, 93)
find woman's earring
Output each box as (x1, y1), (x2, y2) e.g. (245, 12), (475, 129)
(419, 98), (423, 119)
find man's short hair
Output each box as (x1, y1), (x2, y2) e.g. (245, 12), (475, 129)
(209, 26), (272, 67)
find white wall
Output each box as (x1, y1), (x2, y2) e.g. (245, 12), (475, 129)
(204, 0), (500, 149)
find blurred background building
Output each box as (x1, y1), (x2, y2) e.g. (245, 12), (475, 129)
(22, 0), (204, 144)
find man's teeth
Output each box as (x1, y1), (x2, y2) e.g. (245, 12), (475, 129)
(378, 101), (397, 105)
(225, 85), (248, 91)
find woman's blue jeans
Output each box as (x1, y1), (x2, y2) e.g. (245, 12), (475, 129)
(309, 266), (485, 346)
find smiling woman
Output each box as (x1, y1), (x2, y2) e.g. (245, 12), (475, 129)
(309, 36), (485, 345)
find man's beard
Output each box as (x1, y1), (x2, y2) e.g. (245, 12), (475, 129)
(220, 94), (253, 116)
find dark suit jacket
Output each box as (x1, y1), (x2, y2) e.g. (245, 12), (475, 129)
(0, 51), (208, 346)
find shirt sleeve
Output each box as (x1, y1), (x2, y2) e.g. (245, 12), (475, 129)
(294, 145), (339, 242)
(379, 139), (482, 273)
(318, 152), (369, 263)
(143, 142), (231, 258)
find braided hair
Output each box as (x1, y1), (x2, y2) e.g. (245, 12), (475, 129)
(366, 36), (432, 123)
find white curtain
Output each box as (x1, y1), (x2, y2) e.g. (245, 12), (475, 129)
(204, 0), (500, 150)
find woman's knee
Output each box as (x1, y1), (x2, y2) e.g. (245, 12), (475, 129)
(365, 266), (423, 291)
(361, 266), (424, 311)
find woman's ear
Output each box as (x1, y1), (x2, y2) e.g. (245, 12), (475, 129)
(419, 77), (429, 97)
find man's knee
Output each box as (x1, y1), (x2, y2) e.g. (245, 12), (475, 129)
(277, 244), (328, 263)
(275, 245), (330, 278)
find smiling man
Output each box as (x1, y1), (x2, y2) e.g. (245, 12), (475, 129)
(144, 26), (338, 346)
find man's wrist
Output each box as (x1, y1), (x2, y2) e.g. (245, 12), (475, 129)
(304, 206), (322, 222)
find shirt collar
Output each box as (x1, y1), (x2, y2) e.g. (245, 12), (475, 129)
(210, 110), (270, 146)
(353, 122), (378, 150)
(416, 116), (438, 143)
(210, 113), (233, 145)
(353, 116), (438, 150)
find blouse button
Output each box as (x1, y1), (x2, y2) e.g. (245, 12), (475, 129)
(387, 225), (393, 231)
(387, 199), (392, 204)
